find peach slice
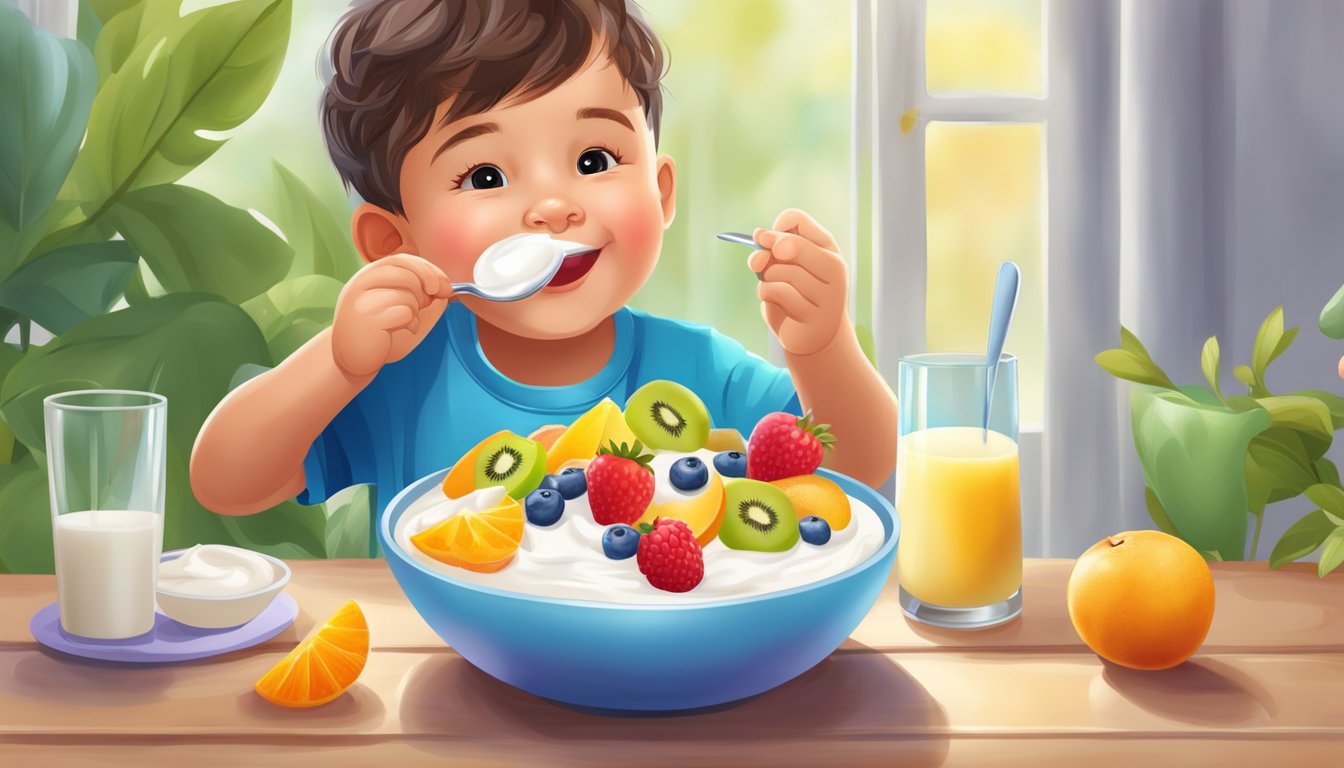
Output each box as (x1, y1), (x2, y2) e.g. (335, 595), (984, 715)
(637, 472), (726, 548)
(528, 424), (567, 451)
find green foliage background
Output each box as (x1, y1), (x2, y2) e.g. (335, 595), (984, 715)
(0, 0), (857, 572)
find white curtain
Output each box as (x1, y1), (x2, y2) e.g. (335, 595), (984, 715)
(1045, 0), (1344, 558)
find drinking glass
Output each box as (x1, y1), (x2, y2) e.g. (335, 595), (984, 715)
(897, 353), (1022, 629)
(45, 390), (167, 639)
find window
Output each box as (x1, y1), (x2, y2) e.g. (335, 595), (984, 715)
(868, 0), (1047, 425)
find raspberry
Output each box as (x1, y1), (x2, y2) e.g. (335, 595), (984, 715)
(636, 518), (705, 593)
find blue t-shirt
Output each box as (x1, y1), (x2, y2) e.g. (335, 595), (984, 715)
(297, 302), (799, 550)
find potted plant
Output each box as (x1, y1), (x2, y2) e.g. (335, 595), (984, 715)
(1096, 284), (1344, 577)
(0, 0), (368, 572)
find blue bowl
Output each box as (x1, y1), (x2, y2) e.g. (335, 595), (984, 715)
(379, 467), (899, 711)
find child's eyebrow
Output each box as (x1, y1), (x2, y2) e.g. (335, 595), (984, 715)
(576, 107), (634, 133)
(432, 122), (501, 163)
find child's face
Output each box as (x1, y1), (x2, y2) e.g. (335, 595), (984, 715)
(377, 49), (676, 340)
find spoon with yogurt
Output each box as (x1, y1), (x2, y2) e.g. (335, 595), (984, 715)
(455, 233), (596, 301)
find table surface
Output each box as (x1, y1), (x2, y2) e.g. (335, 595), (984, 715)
(1, 559), (1341, 766)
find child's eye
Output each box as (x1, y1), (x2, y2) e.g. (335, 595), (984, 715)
(458, 164), (507, 190)
(577, 148), (620, 176)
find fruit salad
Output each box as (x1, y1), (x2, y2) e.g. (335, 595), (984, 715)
(395, 381), (886, 604)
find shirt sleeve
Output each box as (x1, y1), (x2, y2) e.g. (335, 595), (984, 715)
(705, 331), (801, 435)
(295, 425), (353, 507)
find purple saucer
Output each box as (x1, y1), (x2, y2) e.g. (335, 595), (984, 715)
(30, 593), (298, 664)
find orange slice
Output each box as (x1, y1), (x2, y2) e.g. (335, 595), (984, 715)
(442, 430), (510, 498)
(528, 424), (567, 450)
(254, 600), (369, 708)
(411, 495), (525, 572)
(545, 400), (615, 473)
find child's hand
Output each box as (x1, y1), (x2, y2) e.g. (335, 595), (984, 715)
(331, 254), (454, 377)
(750, 209), (850, 356)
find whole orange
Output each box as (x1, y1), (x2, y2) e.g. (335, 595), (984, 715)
(1067, 530), (1215, 670)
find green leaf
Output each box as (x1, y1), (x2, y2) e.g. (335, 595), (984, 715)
(1233, 364), (1256, 391)
(1200, 336), (1224, 402)
(0, 455), (53, 573)
(1319, 528), (1344, 578)
(0, 240), (137, 334)
(1268, 509), (1333, 568)
(1291, 389), (1344, 430)
(1203, 550), (1225, 563)
(323, 484), (372, 559)
(0, 294), (275, 556)
(1250, 306), (1298, 393)
(1315, 458), (1341, 488)
(76, 0), (103, 52)
(0, 7), (97, 241)
(271, 162), (362, 281)
(110, 184), (293, 304)
(65, 0), (291, 218)
(1253, 395), (1334, 458)
(1096, 349), (1177, 389)
(90, 0), (179, 85)
(1244, 429), (1320, 514)
(1321, 282), (1344, 339)
(1144, 486), (1181, 537)
(218, 500), (328, 560)
(1304, 483), (1344, 521)
(240, 274), (342, 361)
(0, 342), (24, 465)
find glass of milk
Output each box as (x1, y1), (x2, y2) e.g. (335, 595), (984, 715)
(44, 390), (167, 639)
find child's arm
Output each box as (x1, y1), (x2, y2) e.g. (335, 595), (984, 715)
(190, 255), (452, 516)
(751, 210), (898, 488)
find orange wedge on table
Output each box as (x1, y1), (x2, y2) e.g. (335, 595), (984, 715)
(410, 495), (525, 572)
(254, 601), (369, 708)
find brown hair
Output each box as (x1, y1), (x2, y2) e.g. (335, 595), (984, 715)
(321, 0), (667, 213)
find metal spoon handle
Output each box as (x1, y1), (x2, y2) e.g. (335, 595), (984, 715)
(716, 231), (766, 280)
(982, 261), (1022, 438)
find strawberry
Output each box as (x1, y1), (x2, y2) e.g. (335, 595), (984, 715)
(746, 410), (836, 482)
(636, 517), (705, 593)
(586, 440), (655, 525)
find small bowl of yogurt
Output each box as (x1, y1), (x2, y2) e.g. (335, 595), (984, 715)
(156, 545), (290, 629)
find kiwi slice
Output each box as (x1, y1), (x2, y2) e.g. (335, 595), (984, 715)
(718, 479), (800, 552)
(473, 433), (547, 498)
(624, 380), (711, 452)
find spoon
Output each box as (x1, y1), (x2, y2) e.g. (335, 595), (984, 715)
(451, 235), (594, 302)
(716, 231), (766, 280)
(982, 261), (1021, 440)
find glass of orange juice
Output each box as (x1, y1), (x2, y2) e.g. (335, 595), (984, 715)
(897, 353), (1022, 629)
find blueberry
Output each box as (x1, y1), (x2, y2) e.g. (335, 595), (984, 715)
(524, 488), (565, 526)
(551, 467), (587, 499)
(669, 456), (709, 491)
(602, 524), (640, 560)
(713, 451), (748, 478)
(799, 516), (832, 545)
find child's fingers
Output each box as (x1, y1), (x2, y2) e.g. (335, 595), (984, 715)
(754, 231), (845, 286)
(354, 287), (421, 316)
(761, 262), (829, 302)
(748, 248), (772, 273)
(370, 303), (415, 330)
(772, 208), (840, 251)
(757, 280), (817, 320)
(380, 254), (451, 298)
(360, 265), (426, 300)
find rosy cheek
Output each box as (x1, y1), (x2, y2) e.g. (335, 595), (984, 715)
(424, 202), (506, 281)
(604, 189), (663, 257)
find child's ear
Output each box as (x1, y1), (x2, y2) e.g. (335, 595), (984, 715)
(656, 156), (677, 228)
(351, 203), (416, 263)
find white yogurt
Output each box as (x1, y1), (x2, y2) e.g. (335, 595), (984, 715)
(473, 233), (592, 295)
(157, 544), (276, 597)
(395, 451), (886, 605)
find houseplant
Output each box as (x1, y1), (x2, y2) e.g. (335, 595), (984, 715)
(0, 0), (367, 572)
(1097, 288), (1344, 577)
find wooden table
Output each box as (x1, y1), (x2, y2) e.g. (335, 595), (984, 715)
(1, 560), (1341, 766)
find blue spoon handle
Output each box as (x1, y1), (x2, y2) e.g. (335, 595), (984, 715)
(983, 262), (1021, 436)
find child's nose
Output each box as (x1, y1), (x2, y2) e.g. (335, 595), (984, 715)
(524, 196), (585, 233)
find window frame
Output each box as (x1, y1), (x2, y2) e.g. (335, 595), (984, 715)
(864, 0), (1072, 553)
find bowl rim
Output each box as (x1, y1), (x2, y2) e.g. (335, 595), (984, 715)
(155, 546), (292, 601)
(380, 466), (899, 612)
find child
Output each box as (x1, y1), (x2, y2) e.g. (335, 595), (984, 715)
(190, 0), (897, 532)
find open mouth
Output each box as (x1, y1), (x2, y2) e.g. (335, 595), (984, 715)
(545, 248), (601, 288)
